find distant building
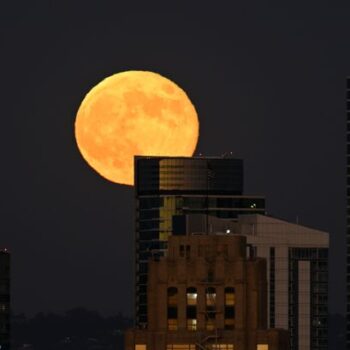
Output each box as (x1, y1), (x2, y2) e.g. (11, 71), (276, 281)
(134, 156), (265, 328)
(125, 234), (290, 350)
(0, 249), (10, 350)
(183, 214), (329, 350)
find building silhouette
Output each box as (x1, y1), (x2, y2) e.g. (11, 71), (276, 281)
(183, 214), (329, 350)
(0, 249), (10, 350)
(134, 156), (265, 328)
(125, 234), (289, 350)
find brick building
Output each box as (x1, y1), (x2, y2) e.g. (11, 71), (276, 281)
(125, 234), (289, 350)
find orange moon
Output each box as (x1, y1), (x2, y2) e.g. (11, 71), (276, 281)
(75, 71), (199, 185)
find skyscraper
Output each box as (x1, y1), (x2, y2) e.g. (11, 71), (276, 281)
(187, 214), (328, 350)
(125, 234), (290, 350)
(0, 249), (10, 350)
(134, 156), (265, 328)
(346, 76), (350, 349)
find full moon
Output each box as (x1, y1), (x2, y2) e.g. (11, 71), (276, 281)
(75, 71), (199, 185)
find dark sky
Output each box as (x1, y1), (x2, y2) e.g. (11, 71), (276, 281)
(0, 1), (348, 317)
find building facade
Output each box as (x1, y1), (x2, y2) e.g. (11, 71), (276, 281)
(125, 234), (290, 350)
(184, 214), (328, 350)
(135, 156), (266, 327)
(0, 249), (10, 350)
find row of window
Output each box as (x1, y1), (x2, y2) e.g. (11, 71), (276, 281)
(135, 345), (268, 350)
(138, 196), (264, 210)
(167, 287), (235, 306)
(167, 287), (235, 331)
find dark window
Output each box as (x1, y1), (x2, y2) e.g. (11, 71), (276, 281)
(186, 306), (196, 318)
(172, 215), (186, 235)
(167, 306), (177, 318)
(224, 307), (235, 318)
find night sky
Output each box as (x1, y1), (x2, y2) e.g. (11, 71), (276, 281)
(1, 2), (348, 317)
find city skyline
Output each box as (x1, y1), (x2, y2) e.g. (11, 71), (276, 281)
(0, 1), (347, 327)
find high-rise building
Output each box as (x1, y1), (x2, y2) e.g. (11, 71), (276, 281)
(0, 249), (10, 350)
(125, 234), (290, 350)
(134, 156), (265, 327)
(347, 76), (350, 350)
(183, 214), (329, 350)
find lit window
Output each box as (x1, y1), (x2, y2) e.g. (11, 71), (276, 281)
(187, 319), (197, 330)
(168, 319), (178, 330)
(212, 345), (234, 350)
(224, 287), (235, 330)
(257, 345), (268, 350)
(166, 345), (196, 350)
(186, 287), (197, 305)
(135, 345), (147, 350)
(225, 288), (235, 305)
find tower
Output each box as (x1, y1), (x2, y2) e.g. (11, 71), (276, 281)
(187, 214), (328, 350)
(125, 234), (290, 350)
(134, 156), (266, 328)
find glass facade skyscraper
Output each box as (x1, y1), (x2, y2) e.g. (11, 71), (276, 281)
(134, 156), (265, 327)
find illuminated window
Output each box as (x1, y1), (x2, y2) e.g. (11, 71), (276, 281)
(225, 287), (235, 305)
(166, 345), (196, 350)
(135, 345), (147, 350)
(168, 319), (178, 330)
(211, 345), (234, 350)
(186, 287), (197, 305)
(187, 319), (197, 330)
(257, 345), (268, 350)
(186, 287), (197, 330)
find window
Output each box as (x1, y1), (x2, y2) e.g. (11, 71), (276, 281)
(187, 319), (197, 330)
(180, 245), (191, 258)
(166, 345), (196, 350)
(186, 287), (197, 305)
(206, 287), (216, 306)
(168, 319), (178, 330)
(186, 287), (197, 330)
(257, 345), (268, 350)
(225, 287), (235, 330)
(206, 319), (215, 330)
(211, 345), (234, 350)
(225, 287), (235, 305)
(135, 345), (146, 350)
(206, 287), (216, 330)
(180, 245), (185, 257)
(168, 287), (178, 306)
(168, 287), (178, 330)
